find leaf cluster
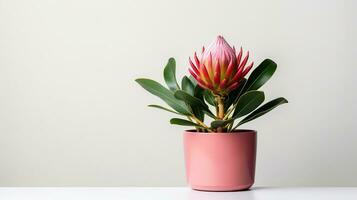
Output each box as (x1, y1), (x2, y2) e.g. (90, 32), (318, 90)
(136, 58), (287, 132)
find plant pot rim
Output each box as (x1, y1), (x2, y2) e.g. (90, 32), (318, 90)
(184, 129), (257, 135)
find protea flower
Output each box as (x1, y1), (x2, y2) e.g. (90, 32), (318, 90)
(189, 35), (253, 96)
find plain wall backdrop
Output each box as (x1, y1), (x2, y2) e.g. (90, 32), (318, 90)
(0, 0), (356, 186)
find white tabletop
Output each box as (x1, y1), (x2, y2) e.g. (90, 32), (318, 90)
(0, 187), (356, 200)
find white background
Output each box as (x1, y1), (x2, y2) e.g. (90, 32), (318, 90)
(0, 0), (356, 186)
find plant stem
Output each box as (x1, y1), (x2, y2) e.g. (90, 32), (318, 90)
(224, 80), (248, 120)
(187, 116), (199, 132)
(189, 116), (212, 132)
(216, 95), (225, 132)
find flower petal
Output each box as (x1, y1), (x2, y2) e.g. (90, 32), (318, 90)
(201, 64), (213, 86)
(224, 59), (235, 81)
(239, 51), (250, 68)
(231, 63), (245, 83)
(237, 47), (243, 66)
(227, 82), (239, 92)
(189, 57), (199, 75)
(242, 62), (254, 77)
(189, 68), (198, 80)
(197, 80), (209, 90)
(194, 52), (200, 67)
(214, 59), (221, 85)
(220, 78), (227, 89)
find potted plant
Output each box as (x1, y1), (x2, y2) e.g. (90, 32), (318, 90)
(136, 36), (288, 191)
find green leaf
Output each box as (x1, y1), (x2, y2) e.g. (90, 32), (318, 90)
(244, 59), (277, 92)
(188, 75), (198, 87)
(181, 76), (195, 95)
(148, 104), (184, 115)
(204, 90), (216, 106)
(174, 90), (206, 108)
(136, 78), (190, 115)
(192, 107), (204, 121)
(163, 58), (180, 91)
(237, 97), (288, 127)
(194, 86), (205, 101)
(232, 91), (265, 119)
(170, 118), (201, 127)
(211, 119), (232, 129)
(202, 110), (216, 119)
(192, 86), (205, 121)
(225, 78), (246, 111)
(174, 90), (215, 119)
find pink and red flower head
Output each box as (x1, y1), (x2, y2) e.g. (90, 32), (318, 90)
(189, 36), (253, 95)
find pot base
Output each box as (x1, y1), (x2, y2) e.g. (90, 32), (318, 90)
(191, 183), (253, 192)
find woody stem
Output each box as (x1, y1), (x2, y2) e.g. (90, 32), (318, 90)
(189, 116), (212, 132)
(216, 95), (225, 132)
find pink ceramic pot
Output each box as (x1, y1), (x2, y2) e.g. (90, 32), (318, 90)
(184, 130), (257, 191)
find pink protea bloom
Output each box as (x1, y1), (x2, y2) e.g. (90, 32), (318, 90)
(189, 36), (253, 95)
